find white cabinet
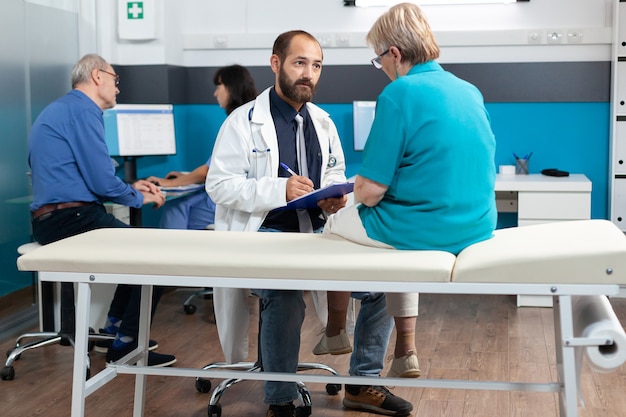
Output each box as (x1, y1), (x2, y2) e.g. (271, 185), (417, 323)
(610, 1), (626, 231)
(495, 174), (591, 224)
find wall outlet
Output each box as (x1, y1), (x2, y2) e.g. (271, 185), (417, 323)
(213, 35), (228, 48)
(546, 30), (564, 44)
(567, 30), (584, 44)
(527, 31), (542, 44)
(336, 34), (350, 47)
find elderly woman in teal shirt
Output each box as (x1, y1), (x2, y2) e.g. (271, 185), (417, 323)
(317, 3), (497, 379)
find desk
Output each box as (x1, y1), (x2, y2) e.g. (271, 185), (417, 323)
(495, 174), (592, 226)
(495, 174), (592, 307)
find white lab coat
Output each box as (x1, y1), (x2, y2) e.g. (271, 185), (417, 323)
(206, 87), (347, 363)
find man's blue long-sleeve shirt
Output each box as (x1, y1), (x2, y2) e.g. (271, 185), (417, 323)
(28, 90), (143, 211)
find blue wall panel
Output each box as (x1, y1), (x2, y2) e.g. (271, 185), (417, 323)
(135, 101), (609, 227)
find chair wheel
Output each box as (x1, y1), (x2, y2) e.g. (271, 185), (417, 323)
(207, 403), (221, 417)
(184, 304), (197, 315)
(1, 366), (15, 380)
(195, 377), (212, 393)
(325, 383), (341, 395)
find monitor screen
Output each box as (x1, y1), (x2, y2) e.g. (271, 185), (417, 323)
(353, 101), (376, 151)
(103, 104), (176, 157)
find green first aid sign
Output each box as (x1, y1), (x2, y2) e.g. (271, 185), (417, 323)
(127, 2), (144, 19)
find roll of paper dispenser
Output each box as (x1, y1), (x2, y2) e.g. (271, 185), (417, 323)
(572, 296), (626, 372)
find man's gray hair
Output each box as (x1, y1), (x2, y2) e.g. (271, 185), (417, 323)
(71, 54), (109, 88)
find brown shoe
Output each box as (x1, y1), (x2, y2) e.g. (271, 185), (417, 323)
(343, 385), (413, 416)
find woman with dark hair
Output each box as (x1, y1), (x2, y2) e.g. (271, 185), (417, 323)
(213, 64), (257, 115)
(147, 65), (257, 230)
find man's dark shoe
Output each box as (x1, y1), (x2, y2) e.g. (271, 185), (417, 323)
(106, 343), (176, 367)
(266, 403), (296, 417)
(343, 385), (413, 416)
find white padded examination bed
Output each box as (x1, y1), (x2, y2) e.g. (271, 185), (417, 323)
(16, 219), (626, 417)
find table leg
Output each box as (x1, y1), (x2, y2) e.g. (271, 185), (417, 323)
(132, 284), (153, 417)
(71, 281), (91, 417)
(555, 295), (579, 417)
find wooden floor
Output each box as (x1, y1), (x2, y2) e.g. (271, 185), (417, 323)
(1, 290), (626, 417)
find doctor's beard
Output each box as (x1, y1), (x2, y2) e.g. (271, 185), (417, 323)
(278, 67), (317, 104)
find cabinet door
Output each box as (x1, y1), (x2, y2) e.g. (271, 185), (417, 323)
(619, 3), (626, 57)
(518, 192), (590, 222)
(611, 178), (626, 227)
(614, 118), (626, 174)
(617, 62), (626, 115)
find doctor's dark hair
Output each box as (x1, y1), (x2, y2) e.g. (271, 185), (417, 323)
(71, 54), (110, 88)
(213, 65), (258, 115)
(366, 2), (439, 66)
(272, 30), (323, 63)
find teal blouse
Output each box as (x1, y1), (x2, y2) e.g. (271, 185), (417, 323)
(358, 61), (497, 254)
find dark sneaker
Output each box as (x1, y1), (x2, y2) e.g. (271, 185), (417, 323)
(106, 344), (176, 367)
(93, 329), (158, 354)
(94, 338), (158, 354)
(266, 403), (295, 417)
(343, 385), (413, 416)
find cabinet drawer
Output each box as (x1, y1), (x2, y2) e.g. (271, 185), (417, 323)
(518, 192), (590, 220)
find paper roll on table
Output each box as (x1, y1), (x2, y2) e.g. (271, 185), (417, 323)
(573, 296), (626, 372)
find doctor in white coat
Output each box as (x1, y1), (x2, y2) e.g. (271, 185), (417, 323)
(206, 82), (346, 349)
(205, 30), (347, 415)
(207, 30), (414, 417)
(205, 79), (346, 362)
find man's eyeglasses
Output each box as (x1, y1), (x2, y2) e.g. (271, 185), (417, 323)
(370, 49), (390, 70)
(99, 69), (120, 87)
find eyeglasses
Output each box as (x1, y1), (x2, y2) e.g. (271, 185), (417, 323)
(99, 69), (120, 87)
(370, 49), (390, 70)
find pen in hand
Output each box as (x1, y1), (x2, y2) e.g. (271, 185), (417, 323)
(280, 162), (298, 177)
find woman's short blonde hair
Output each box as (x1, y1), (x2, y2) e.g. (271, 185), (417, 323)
(366, 2), (440, 65)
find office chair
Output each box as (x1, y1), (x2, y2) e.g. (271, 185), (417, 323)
(1, 243), (115, 381)
(182, 288), (213, 315)
(194, 298), (342, 417)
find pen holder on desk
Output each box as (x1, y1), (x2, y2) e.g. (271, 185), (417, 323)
(515, 159), (529, 175)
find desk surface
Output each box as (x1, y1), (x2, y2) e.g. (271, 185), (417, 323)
(8, 175), (590, 205)
(5, 190), (198, 206)
(495, 173), (591, 192)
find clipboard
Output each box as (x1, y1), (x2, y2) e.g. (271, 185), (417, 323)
(279, 181), (354, 210)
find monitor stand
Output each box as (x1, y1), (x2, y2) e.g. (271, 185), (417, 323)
(124, 157), (142, 226)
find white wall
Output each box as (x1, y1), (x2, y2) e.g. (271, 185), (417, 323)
(94, 0), (613, 67)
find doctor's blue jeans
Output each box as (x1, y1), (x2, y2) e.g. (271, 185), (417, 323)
(255, 226), (393, 404)
(254, 289), (393, 404)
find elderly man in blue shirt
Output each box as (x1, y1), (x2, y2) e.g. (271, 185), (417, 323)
(28, 53), (176, 367)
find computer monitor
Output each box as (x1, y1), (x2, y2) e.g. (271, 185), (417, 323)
(353, 101), (376, 151)
(103, 104), (176, 157)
